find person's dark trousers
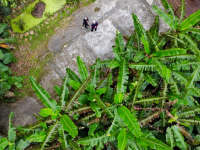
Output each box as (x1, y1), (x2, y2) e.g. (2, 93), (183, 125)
(91, 27), (97, 32)
(83, 23), (89, 28)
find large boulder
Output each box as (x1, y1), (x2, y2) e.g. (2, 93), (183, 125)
(31, 2), (46, 18)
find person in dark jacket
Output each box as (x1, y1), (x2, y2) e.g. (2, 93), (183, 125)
(91, 20), (98, 32)
(82, 17), (89, 28)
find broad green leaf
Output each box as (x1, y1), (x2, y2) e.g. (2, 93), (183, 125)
(126, 35), (134, 61)
(114, 92), (123, 104)
(129, 63), (155, 71)
(88, 123), (99, 136)
(180, 9), (200, 30)
(152, 48), (187, 57)
(171, 125), (188, 150)
(0, 138), (8, 150)
(69, 140), (81, 150)
(77, 56), (89, 82)
(152, 5), (177, 29)
(29, 76), (58, 112)
(0, 23), (7, 34)
(136, 134), (172, 150)
(145, 74), (157, 87)
(8, 112), (16, 150)
(118, 106), (142, 137)
(27, 131), (46, 142)
(39, 108), (53, 117)
(133, 51), (145, 62)
(118, 129), (128, 150)
(68, 80), (81, 90)
(60, 114), (78, 138)
(108, 60), (120, 69)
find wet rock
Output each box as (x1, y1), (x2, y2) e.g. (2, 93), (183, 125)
(31, 2), (46, 18)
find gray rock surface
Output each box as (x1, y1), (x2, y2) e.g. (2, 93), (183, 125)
(0, 97), (42, 134)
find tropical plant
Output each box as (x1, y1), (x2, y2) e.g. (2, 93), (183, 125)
(0, 23), (23, 100)
(2, 1), (200, 149)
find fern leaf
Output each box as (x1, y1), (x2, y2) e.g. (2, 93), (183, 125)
(185, 28), (200, 35)
(145, 74), (157, 87)
(69, 140), (81, 150)
(69, 106), (92, 116)
(103, 73), (113, 103)
(140, 112), (160, 125)
(58, 125), (68, 149)
(78, 131), (116, 148)
(148, 15), (159, 47)
(179, 33), (200, 56)
(90, 58), (112, 69)
(171, 61), (199, 71)
(159, 55), (195, 61)
(161, 0), (175, 21)
(178, 119), (200, 125)
(27, 131), (46, 142)
(179, 9), (200, 30)
(178, 0), (186, 24)
(41, 121), (59, 150)
(136, 134), (172, 150)
(90, 102), (101, 118)
(16, 139), (30, 150)
(77, 56), (89, 82)
(152, 58), (163, 77)
(65, 75), (91, 111)
(166, 127), (175, 148)
(153, 48), (187, 57)
(128, 139), (143, 150)
(135, 96), (166, 104)
(126, 35), (134, 61)
(60, 114), (78, 138)
(88, 122), (99, 136)
(60, 74), (69, 109)
(169, 77), (180, 94)
(171, 125), (188, 150)
(115, 30), (125, 52)
(118, 106), (142, 137)
(171, 71), (188, 85)
(129, 63), (155, 71)
(133, 51), (145, 63)
(113, 47), (122, 62)
(118, 129), (128, 150)
(152, 5), (177, 29)
(91, 68), (100, 89)
(66, 68), (81, 83)
(178, 106), (200, 118)
(8, 112), (16, 150)
(186, 66), (200, 88)
(0, 138), (8, 150)
(94, 94), (114, 118)
(29, 76), (59, 112)
(108, 60), (120, 69)
(141, 35), (150, 55)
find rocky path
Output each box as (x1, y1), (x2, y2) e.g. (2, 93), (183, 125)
(0, 0), (169, 134)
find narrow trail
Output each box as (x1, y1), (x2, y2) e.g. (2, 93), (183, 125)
(0, 0), (169, 134)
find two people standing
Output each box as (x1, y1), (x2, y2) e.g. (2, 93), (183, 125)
(82, 17), (98, 32)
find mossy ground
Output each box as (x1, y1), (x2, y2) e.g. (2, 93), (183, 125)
(8, 0), (96, 99)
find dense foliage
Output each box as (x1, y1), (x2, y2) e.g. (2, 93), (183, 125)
(0, 23), (23, 100)
(1, 0), (200, 149)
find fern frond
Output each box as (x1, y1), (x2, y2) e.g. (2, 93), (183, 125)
(8, 112), (16, 150)
(64, 75), (91, 112)
(60, 74), (69, 109)
(103, 73), (113, 103)
(169, 77), (180, 94)
(129, 63), (155, 71)
(115, 30), (125, 52)
(161, 0), (175, 21)
(78, 113), (96, 124)
(29, 76), (59, 112)
(186, 66), (200, 88)
(78, 131), (117, 148)
(90, 59), (111, 69)
(133, 51), (145, 63)
(117, 59), (129, 94)
(166, 127), (175, 148)
(91, 63), (100, 88)
(41, 121), (59, 150)
(88, 123), (99, 136)
(0, 138), (8, 150)
(77, 56), (89, 82)
(171, 61), (199, 71)
(16, 139), (30, 150)
(178, 119), (200, 125)
(159, 55), (196, 61)
(145, 74), (157, 87)
(171, 71), (188, 85)
(125, 35), (134, 61)
(178, 106), (200, 118)
(140, 112), (160, 125)
(171, 125), (188, 150)
(66, 68), (81, 83)
(136, 134), (172, 150)
(69, 140), (81, 150)
(135, 96), (167, 105)
(58, 125), (68, 149)
(69, 106), (92, 116)
(117, 129), (127, 150)
(179, 33), (200, 56)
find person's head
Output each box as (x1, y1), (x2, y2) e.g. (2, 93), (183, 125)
(93, 20), (96, 23)
(85, 17), (87, 19)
